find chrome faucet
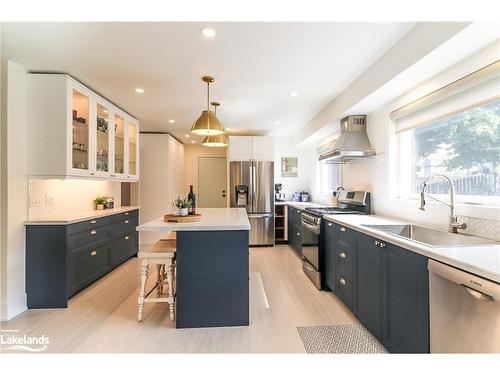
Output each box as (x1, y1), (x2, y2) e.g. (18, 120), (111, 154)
(419, 174), (467, 234)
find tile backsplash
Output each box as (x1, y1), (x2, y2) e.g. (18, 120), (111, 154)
(28, 179), (122, 220)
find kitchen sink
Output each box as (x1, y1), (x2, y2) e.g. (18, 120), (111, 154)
(361, 224), (498, 247)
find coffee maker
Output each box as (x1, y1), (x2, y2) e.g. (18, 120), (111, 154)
(275, 183), (286, 202)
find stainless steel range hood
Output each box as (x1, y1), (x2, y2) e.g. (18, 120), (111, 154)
(318, 115), (376, 164)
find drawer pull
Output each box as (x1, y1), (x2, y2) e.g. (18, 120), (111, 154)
(340, 227), (346, 232)
(374, 240), (379, 246)
(90, 250), (97, 256)
(339, 252), (346, 258)
(124, 212), (129, 216)
(379, 242), (386, 248)
(297, 232), (300, 236)
(90, 230), (97, 235)
(125, 236), (130, 240)
(327, 222), (332, 227)
(339, 278), (346, 286)
(125, 220), (130, 224)
(90, 220), (97, 224)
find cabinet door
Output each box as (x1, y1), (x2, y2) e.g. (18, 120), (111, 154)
(324, 220), (336, 291)
(228, 136), (252, 161)
(382, 243), (429, 353)
(112, 111), (126, 178)
(93, 99), (112, 177)
(353, 233), (383, 341)
(126, 117), (139, 180)
(68, 82), (92, 176)
(252, 136), (274, 161)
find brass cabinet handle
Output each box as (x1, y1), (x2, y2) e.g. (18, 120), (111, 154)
(90, 250), (97, 256)
(90, 230), (97, 235)
(125, 236), (130, 240)
(125, 220), (130, 224)
(339, 252), (346, 258)
(340, 227), (346, 232)
(90, 220), (97, 224)
(340, 278), (346, 285)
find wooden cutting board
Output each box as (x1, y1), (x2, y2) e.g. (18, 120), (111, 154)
(164, 213), (202, 223)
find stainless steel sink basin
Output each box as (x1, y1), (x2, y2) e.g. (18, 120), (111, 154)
(361, 224), (498, 247)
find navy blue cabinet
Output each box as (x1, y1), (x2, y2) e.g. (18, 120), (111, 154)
(287, 206), (302, 255)
(26, 209), (139, 308)
(382, 242), (429, 353)
(324, 221), (336, 291)
(353, 232), (383, 341)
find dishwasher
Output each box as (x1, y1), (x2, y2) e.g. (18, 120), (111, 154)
(428, 259), (500, 353)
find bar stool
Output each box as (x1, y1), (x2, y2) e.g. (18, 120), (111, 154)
(137, 238), (176, 322)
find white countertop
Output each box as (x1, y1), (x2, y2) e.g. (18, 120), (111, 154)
(275, 201), (324, 209)
(136, 207), (251, 232)
(324, 214), (500, 283)
(25, 206), (141, 225)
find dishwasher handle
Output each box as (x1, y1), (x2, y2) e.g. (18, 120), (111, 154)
(428, 259), (500, 302)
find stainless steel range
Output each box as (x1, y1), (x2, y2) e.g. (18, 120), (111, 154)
(301, 191), (371, 289)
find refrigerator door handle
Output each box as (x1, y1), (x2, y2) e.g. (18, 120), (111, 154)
(248, 213), (275, 219)
(252, 161), (257, 212)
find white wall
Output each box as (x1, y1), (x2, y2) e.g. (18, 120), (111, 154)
(28, 179), (122, 221)
(0, 59), (28, 320)
(273, 136), (317, 201)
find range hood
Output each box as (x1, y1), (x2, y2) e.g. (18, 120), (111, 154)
(318, 115), (376, 163)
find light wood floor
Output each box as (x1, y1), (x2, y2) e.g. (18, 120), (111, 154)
(1, 245), (358, 353)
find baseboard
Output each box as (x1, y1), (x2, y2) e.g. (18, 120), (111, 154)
(0, 293), (27, 321)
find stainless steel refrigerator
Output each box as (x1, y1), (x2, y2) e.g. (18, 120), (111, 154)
(230, 161), (274, 246)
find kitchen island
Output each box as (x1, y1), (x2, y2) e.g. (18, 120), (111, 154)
(136, 207), (251, 328)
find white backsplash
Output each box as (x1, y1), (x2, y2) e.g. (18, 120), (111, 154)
(28, 179), (122, 220)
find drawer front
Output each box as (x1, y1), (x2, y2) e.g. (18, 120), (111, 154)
(69, 244), (110, 295)
(110, 232), (138, 267)
(67, 215), (115, 235)
(335, 271), (353, 309)
(110, 210), (138, 223)
(335, 245), (353, 277)
(69, 225), (111, 254)
(112, 215), (138, 237)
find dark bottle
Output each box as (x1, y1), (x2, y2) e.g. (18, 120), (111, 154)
(187, 185), (196, 215)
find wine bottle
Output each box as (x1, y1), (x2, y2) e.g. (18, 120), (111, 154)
(187, 185), (196, 215)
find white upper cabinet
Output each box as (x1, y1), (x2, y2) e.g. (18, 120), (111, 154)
(27, 74), (139, 181)
(228, 136), (274, 161)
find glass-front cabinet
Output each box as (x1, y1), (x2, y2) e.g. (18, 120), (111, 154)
(26, 74), (139, 180)
(127, 119), (139, 179)
(71, 87), (91, 175)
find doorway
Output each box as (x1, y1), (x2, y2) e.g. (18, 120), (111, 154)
(198, 157), (227, 208)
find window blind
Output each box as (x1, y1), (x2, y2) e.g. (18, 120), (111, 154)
(391, 60), (500, 133)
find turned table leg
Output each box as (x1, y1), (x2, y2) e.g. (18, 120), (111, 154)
(137, 260), (150, 322)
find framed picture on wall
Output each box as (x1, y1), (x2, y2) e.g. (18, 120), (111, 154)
(281, 157), (298, 177)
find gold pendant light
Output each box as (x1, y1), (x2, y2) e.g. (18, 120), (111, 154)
(190, 76), (225, 136)
(202, 102), (228, 147)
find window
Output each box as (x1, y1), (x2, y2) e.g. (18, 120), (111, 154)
(319, 161), (341, 194)
(396, 99), (500, 205)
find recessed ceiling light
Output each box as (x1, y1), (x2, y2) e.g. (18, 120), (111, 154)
(103, 109), (108, 114)
(184, 134), (190, 138)
(191, 140), (196, 144)
(274, 120), (280, 125)
(201, 28), (216, 38)
(289, 92), (298, 97)
(135, 88), (144, 94)
(168, 119), (175, 124)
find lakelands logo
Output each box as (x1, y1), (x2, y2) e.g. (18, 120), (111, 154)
(0, 329), (49, 352)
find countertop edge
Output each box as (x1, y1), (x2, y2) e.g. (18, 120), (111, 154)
(25, 206), (141, 225)
(323, 214), (500, 283)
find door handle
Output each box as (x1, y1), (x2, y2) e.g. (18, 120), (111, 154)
(339, 252), (346, 258)
(222, 189), (226, 197)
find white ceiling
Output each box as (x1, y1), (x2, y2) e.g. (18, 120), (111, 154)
(2, 22), (414, 142)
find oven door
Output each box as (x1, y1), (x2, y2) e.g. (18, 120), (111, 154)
(301, 218), (320, 270)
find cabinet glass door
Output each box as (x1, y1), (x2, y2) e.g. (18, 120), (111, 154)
(128, 120), (137, 176)
(96, 103), (110, 173)
(114, 114), (125, 174)
(71, 89), (90, 171)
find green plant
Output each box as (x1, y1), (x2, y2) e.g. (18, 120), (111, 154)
(173, 197), (192, 209)
(95, 196), (107, 205)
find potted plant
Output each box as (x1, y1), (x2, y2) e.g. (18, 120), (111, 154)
(95, 196), (107, 210)
(173, 197), (192, 216)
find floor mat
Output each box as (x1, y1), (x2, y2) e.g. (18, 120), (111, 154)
(297, 324), (388, 354)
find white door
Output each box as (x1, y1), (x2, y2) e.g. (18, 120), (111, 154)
(198, 157), (227, 208)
